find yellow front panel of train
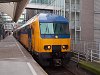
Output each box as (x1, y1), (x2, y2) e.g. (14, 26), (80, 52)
(31, 17), (71, 53)
(39, 38), (71, 52)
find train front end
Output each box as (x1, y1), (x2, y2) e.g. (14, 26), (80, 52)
(38, 13), (72, 66)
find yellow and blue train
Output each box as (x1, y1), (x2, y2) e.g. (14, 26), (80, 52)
(13, 13), (72, 66)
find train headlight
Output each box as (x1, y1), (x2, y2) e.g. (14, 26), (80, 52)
(62, 46), (65, 49)
(48, 46), (51, 49)
(44, 45), (51, 50)
(62, 45), (68, 50)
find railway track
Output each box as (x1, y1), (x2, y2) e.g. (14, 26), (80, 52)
(43, 61), (93, 75)
(43, 66), (76, 75)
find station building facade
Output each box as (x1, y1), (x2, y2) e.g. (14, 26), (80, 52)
(25, 0), (100, 42)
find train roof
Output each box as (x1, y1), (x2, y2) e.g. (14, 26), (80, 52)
(16, 13), (69, 30)
(38, 13), (69, 23)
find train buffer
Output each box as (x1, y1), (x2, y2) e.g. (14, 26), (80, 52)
(78, 61), (100, 75)
(0, 35), (47, 75)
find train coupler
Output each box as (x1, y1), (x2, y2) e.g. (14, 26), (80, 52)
(53, 59), (62, 66)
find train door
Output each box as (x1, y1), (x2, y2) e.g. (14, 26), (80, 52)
(27, 26), (32, 52)
(31, 27), (35, 50)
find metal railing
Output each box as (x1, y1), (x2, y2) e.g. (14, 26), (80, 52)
(71, 40), (100, 63)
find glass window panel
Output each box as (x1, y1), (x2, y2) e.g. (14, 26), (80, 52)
(40, 23), (69, 35)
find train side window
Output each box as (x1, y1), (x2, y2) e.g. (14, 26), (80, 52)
(20, 28), (22, 32)
(18, 30), (21, 35)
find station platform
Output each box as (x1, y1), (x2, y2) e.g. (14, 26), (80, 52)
(0, 35), (47, 75)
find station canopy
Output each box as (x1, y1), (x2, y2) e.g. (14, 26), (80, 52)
(0, 0), (29, 22)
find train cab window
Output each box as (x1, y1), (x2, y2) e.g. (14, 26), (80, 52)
(40, 23), (69, 35)
(53, 23), (70, 35)
(40, 23), (54, 34)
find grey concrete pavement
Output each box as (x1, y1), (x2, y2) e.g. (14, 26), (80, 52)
(0, 35), (47, 75)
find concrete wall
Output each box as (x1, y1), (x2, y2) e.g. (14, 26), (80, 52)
(94, 0), (100, 42)
(80, 0), (94, 41)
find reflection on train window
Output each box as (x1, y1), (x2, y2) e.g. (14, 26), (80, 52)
(40, 23), (54, 34)
(40, 23), (69, 35)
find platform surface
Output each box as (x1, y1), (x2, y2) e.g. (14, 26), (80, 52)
(0, 35), (47, 75)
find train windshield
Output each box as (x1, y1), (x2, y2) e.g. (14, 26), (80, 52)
(40, 23), (69, 35)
